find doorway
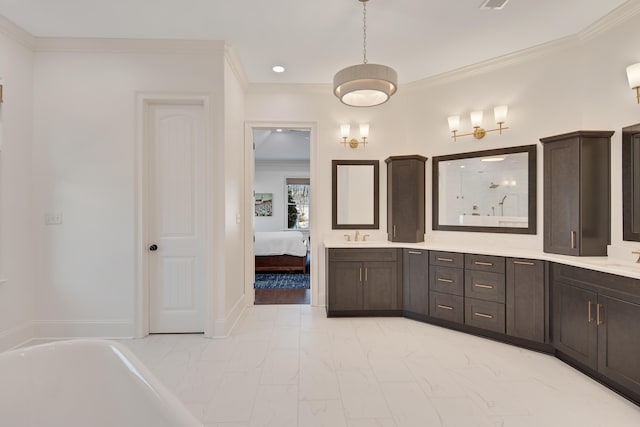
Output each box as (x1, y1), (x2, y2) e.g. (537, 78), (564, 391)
(252, 127), (312, 305)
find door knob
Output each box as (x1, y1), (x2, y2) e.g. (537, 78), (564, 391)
(149, 244), (158, 251)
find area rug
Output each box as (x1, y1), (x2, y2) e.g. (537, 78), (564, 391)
(254, 272), (310, 289)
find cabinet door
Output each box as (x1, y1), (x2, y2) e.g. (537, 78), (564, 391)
(553, 282), (598, 369)
(387, 157), (426, 243)
(597, 295), (640, 396)
(506, 258), (545, 343)
(403, 249), (429, 315)
(364, 261), (399, 310)
(328, 261), (364, 312)
(544, 138), (580, 255)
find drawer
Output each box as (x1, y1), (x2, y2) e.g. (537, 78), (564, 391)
(464, 298), (505, 333)
(329, 248), (398, 262)
(430, 251), (464, 268)
(465, 254), (505, 273)
(430, 266), (464, 296)
(429, 292), (463, 324)
(465, 270), (505, 303)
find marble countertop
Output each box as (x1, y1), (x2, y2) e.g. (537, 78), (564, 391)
(323, 240), (640, 280)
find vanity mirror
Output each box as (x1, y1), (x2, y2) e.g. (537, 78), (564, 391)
(332, 160), (379, 229)
(432, 145), (537, 234)
(623, 123), (640, 242)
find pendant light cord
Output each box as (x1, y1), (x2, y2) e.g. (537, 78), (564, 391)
(362, 1), (368, 64)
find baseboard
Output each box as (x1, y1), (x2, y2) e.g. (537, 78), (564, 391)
(31, 319), (134, 339)
(0, 321), (35, 352)
(213, 294), (249, 337)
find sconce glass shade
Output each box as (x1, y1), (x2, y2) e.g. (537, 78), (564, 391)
(334, 64), (398, 107)
(340, 124), (351, 139)
(359, 123), (370, 139)
(494, 105), (508, 124)
(470, 111), (483, 128)
(627, 63), (640, 88)
(447, 116), (460, 132)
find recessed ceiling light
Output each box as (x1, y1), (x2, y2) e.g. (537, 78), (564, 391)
(272, 65), (285, 73)
(276, 129), (283, 132)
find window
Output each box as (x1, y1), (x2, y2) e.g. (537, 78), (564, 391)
(286, 178), (310, 230)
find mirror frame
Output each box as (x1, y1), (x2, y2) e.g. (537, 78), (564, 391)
(332, 159), (380, 230)
(622, 123), (640, 242)
(432, 144), (537, 234)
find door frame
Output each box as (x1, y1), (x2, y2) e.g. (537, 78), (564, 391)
(244, 121), (318, 305)
(134, 93), (214, 338)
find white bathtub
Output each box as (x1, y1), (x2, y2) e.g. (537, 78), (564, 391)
(0, 339), (202, 427)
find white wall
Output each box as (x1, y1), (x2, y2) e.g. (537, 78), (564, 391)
(245, 9), (640, 305)
(254, 160), (310, 233)
(30, 39), (227, 338)
(0, 17), (35, 350)
(219, 55), (247, 335)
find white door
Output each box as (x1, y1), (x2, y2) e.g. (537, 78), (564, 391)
(148, 102), (205, 333)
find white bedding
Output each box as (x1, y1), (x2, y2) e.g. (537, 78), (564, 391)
(255, 231), (307, 257)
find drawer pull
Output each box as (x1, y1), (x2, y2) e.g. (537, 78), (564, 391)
(474, 283), (494, 289)
(437, 278), (453, 283)
(437, 304), (454, 311)
(474, 261), (493, 266)
(437, 257), (454, 262)
(513, 260), (535, 266)
(474, 312), (494, 319)
(408, 250), (422, 255)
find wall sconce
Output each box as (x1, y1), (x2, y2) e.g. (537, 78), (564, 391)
(447, 105), (509, 141)
(626, 63), (640, 103)
(340, 123), (369, 148)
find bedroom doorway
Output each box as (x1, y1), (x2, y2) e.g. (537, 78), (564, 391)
(252, 127), (311, 305)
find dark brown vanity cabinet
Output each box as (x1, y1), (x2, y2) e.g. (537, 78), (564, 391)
(385, 155), (428, 243)
(540, 130), (613, 256)
(402, 249), (429, 318)
(551, 263), (640, 400)
(464, 254), (506, 333)
(327, 248), (402, 316)
(506, 258), (546, 343)
(428, 251), (464, 324)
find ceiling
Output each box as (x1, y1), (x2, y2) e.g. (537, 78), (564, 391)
(254, 129), (310, 161)
(0, 0), (630, 85)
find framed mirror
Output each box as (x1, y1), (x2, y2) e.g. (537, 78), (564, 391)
(332, 160), (379, 229)
(623, 123), (640, 242)
(432, 145), (537, 234)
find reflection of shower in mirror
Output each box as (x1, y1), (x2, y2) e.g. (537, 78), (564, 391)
(499, 194), (508, 216)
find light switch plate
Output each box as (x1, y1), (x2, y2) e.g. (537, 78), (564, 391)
(45, 213), (63, 225)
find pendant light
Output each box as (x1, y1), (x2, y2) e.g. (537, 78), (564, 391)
(333, 0), (398, 107)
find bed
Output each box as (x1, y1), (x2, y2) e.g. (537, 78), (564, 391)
(255, 231), (308, 274)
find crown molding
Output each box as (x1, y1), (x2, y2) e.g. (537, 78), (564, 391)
(405, 36), (576, 91)
(248, 82), (331, 94)
(224, 44), (248, 91)
(34, 37), (226, 55)
(579, 0), (640, 41)
(0, 14), (35, 50)
(406, 0), (640, 91)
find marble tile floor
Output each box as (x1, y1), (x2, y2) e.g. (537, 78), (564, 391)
(119, 305), (640, 427)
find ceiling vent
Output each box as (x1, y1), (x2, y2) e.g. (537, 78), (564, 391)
(480, 0), (510, 10)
